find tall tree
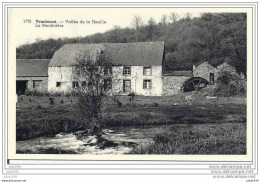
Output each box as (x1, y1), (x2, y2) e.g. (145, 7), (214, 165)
(161, 14), (168, 26)
(169, 12), (179, 23)
(131, 15), (143, 42)
(146, 17), (157, 40)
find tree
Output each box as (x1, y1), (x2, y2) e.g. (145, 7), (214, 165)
(185, 12), (192, 20)
(73, 51), (113, 134)
(169, 12), (179, 23)
(161, 14), (168, 26)
(146, 17), (157, 40)
(131, 15), (143, 30)
(109, 25), (121, 43)
(131, 15), (143, 42)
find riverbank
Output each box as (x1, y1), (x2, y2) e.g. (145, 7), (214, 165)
(16, 123), (246, 154)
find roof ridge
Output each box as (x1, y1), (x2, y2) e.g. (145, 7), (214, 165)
(17, 59), (51, 60)
(63, 41), (164, 46)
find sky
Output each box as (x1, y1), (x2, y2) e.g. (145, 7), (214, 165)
(8, 7), (242, 47)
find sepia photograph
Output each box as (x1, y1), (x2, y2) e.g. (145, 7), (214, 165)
(12, 8), (248, 156)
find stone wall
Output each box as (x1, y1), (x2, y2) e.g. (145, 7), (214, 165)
(16, 76), (48, 92)
(162, 75), (191, 95)
(193, 62), (219, 83)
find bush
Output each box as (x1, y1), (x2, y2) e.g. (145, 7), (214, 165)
(152, 102), (159, 107)
(214, 71), (246, 96)
(37, 105), (43, 109)
(131, 124), (246, 154)
(49, 98), (54, 105)
(25, 90), (49, 96)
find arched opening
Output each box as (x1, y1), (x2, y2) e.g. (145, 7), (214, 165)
(183, 77), (209, 92)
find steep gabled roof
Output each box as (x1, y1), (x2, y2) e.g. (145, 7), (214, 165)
(49, 42), (165, 67)
(16, 59), (50, 77)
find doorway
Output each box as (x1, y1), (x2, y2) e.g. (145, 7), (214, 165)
(16, 80), (28, 95)
(123, 80), (131, 93)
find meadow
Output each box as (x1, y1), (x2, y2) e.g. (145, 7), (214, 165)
(16, 93), (247, 154)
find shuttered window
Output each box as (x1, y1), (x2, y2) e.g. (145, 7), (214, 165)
(33, 80), (42, 89)
(143, 80), (152, 89)
(143, 67), (152, 75)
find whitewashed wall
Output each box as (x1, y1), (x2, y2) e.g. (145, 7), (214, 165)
(112, 66), (163, 96)
(48, 65), (163, 96)
(48, 67), (74, 93)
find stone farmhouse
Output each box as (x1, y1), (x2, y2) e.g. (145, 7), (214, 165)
(16, 42), (245, 96)
(48, 42), (164, 96)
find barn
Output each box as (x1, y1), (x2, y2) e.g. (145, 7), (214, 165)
(16, 59), (50, 94)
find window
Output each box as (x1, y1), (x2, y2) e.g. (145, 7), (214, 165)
(72, 81), (79, 88)
(143, 80), (152, 89)
(104, 67), (112, 75)
(81, 81), (86, 87)
(104, 79), (112, 89)
(143, 66), (152, 75)
(210, 73), (214, 84)
(56, 82), (61, 87)
(33, 80), (42, 89)
(123, 66), (131, 75)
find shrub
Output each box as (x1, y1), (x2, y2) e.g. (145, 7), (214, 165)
(60, 99), (64, 104)
(152, 102), (159, 107)
(131, 124), (246, 154)
(214, 70), (246, 96)
(25, 90), (49, 96)
(49, 98), (54, 105)
(37, 105), (43, 109)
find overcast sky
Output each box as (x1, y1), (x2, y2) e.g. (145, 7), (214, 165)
(8, 8), (242, 47)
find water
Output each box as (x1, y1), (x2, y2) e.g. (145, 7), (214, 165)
(16, 123), (240, 154)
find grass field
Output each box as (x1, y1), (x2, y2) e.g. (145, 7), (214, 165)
(16, 94), (246, 154)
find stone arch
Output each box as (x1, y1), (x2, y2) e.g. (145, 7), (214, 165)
(182, 77), (209, 92)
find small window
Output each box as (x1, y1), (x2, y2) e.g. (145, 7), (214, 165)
(104, 67), (112, 75)
(143, 80), (152, 89)
(123, 66), (131, 75)
(143, 66), (152, 75)
(81, 81), (86, 87)
(104, 79), (112, 89)
(210, 73), (214, 84)
(56, 82), (61, 87)
(72, 81), (79, 88)
(33, 80), (42, 89)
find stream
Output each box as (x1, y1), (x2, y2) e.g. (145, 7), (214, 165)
(16, 123), (240, 154)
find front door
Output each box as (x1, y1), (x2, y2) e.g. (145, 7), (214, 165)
(123, 80), (131, 93)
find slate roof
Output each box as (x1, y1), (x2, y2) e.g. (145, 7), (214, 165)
(163, 70), (193, 77)
(16, 59), (50, 77)
(49, 42), (165, 67)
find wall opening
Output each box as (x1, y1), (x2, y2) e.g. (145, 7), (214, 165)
(16, 80), (28, 95)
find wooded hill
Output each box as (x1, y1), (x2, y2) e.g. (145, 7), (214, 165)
(16, 13), (247, 75)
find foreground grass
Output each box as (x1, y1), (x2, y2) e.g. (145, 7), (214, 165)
(131, 124), (246, 154)
(16, 95), (246, 141)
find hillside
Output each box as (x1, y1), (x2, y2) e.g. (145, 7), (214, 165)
(16, 13), (246, 75)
